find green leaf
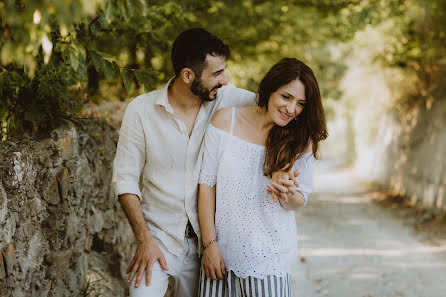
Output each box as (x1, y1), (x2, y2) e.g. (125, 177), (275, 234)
(106, 1), (116, 21)
(90, 21), (100, 36)
(58, 43), (71, 63)
(120, 1), (130, 21)
(96, 50), (114, 59)
(122, 69), (133, 92)
(77, 54), (87, 81)
(70, 52), (79, 72)
(72, 41), (86, 60)
(98, 16), (108, 29)
(103, 60), (115, 80)
(134, 69), (147, 82)
(134, 69), (156, 92)
(4, 0), (14, 8)
(90, 51), (102, 72)
(126, 1), (136, 18)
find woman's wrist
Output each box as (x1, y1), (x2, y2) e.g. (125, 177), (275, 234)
(202, 238), (217, 250)
(280, 191), (304, 210)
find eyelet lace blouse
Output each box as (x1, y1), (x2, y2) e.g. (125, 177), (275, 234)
(199, 107), (315, 279)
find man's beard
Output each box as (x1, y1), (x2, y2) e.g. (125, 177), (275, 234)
(190, 78), (222, 102)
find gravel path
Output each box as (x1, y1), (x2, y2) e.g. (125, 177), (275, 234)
(291, 162), (446, 297)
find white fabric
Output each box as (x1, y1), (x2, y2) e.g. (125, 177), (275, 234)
(198, 112), (315, 279)
(129, 237), (200, 297)
(113, 78), (255, 256)
(199, 267), (292, 297)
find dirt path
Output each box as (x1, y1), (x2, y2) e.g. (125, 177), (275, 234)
(291, 162), (446, 297)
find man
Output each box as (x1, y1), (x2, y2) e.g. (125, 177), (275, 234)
(112, 28), (256, 297)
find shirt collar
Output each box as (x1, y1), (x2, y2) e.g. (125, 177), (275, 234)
(155, 77), (175, 113)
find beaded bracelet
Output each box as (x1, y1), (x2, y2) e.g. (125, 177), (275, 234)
(202, 238), (217, 250)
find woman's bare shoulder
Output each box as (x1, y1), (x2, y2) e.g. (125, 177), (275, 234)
(211, 107), (233, 132)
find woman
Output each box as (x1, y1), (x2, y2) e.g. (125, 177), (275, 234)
(198, 58), (328, 297)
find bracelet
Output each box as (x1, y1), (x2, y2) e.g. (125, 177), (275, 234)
(202, 238), (217, 250)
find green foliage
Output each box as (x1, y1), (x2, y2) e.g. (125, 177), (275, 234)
(188, 0), (408, 97)
(370, 0), (446, 106)
(1, 0), (444, 138)
(0, 0), (179, 138)
(381, 0), (446, 73)
(0, 61), (81, 136)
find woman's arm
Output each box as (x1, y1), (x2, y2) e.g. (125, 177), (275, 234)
(198, 184), (226, 280)
(198, 184), (217, 245)
(198, 111), (232, 280)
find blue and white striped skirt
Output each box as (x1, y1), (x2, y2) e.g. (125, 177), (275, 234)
(198, 266), (292, 297)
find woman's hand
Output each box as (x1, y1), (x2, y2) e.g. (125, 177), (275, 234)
(268, 170), (300, 202)
(202, 243), (226, 280)
(267, 170), (306, 209)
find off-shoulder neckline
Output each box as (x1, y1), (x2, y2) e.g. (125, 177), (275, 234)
(209, 124), (314, 158)
(209, 123), (265, 149)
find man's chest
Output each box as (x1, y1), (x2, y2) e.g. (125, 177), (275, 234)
(142, 113), (209, 171)
(177, 116), (195, 137)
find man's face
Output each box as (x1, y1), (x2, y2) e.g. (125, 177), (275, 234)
(190, 54), (229, 102)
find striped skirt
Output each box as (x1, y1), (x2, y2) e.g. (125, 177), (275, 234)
(198, 266), (292, 297)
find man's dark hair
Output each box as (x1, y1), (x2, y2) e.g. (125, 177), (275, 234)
(171, 28), (230, 78)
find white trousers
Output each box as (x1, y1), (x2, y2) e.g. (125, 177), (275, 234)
(129, 237), (200, 297)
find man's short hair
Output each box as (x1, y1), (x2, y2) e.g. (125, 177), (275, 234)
(171, 28), (230, 78)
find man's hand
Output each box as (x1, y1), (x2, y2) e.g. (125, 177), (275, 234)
(127, 240), (168, 288)
(267, 170), (300, 202)
(118, 194), (168, 288)
(202, 243), (225, 280)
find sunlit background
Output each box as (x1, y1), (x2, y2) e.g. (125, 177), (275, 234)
(1, 1), (446, 296)
(1, 1), (445, 209)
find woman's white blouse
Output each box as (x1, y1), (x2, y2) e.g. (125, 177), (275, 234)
(199, 123), (315, 279)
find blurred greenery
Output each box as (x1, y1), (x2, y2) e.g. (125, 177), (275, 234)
(0, 0), (445, 139)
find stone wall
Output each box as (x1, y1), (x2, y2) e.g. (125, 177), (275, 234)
(357, 97), (446, 211)
(338, 25), (446, 212)
(0, 123), (135, 296)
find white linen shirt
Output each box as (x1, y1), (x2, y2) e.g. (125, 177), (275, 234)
(112, 79), (255, 256)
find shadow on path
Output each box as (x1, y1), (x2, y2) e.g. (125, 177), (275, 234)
(291, 161), (446, 297)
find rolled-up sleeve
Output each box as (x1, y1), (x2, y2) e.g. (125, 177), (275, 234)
(292, 153), (315, 206)
(112, 100), (145, 200)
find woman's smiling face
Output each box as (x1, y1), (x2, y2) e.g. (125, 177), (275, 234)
(267, 78), (306, 126)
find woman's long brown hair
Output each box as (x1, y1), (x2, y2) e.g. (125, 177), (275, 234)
(257, 58), (328, 177)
